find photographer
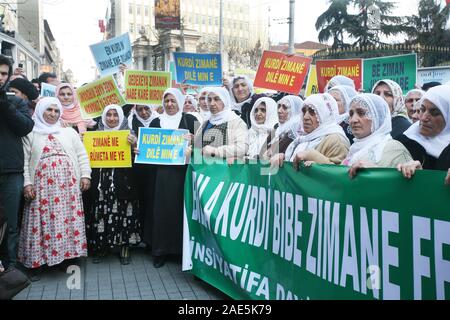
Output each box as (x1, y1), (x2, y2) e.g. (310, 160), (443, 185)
(0, 54), (34, 269)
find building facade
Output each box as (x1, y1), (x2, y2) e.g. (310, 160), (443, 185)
(106, 0), (270, 71)
(0, 1), (41, 79)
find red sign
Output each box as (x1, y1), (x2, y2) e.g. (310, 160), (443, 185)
(316, 59), (363, 92)
(254, 51), (312, 95)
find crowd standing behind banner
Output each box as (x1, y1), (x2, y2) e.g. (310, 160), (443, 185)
(1, 49), (450, 300)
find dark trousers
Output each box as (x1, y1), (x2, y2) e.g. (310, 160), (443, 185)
(0, 173), (24, 268)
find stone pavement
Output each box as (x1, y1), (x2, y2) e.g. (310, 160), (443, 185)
(13, 248), (229, 300)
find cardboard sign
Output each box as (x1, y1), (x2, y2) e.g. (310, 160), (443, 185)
(363, 53), (417, 93)
(124, 70), (171, 105)
(41, 83), (56, 97)
(254, 51), (312, 95)
(316, 59), (362, 92)
(90, 33), (133, 77)
(77, 75), (126, 119)
(417, 66), (450, 87)
(305, 65), (319, 97)
(173, 52), (222, 86)
(135, 127), (188, 165)
(84, 130), (132, 168)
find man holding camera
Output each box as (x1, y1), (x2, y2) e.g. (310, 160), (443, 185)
(0, 54), (34, 269)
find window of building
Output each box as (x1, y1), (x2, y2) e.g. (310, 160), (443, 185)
(144, 5), (149, 17)
(137, 24), (142, 33)
(129, 3), (134, 15)
(137, 5), (141, 16)
(130, 23), (134, 33)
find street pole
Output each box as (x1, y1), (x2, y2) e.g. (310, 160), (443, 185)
(219, 0), (224, 56)
(288, 0), (295, 54)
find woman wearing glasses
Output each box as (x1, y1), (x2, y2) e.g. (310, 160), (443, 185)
(271, 94), (350, 168)
(405, 89), (425, 122)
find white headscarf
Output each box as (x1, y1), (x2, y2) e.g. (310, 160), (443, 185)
(343, 94), (392, 166)
(101, 104), (125, 131)
(207, 87), (240, 126)
(229, 75), (254, 113)
(404, 85), (450, 158)
(275, 95), (304, 138)
(159, 88), (184, 129)
(184, 94), (204, 123)
(248, 97), (279, 158)
(285, 94), (349, 161)
(328, 85), (358, 123)
(325, 75), (356, 92)
(372, 79), (408, 119)
(33, 97), (63, 135)
(198, 87), (212, 121)
(127, 105), (158, 129)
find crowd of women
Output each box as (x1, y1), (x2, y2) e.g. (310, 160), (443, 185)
(1, 57), (450, 282)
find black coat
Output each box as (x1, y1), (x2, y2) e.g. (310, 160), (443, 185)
(396, 134), (450, 171)
(90, 167), (138, 201)
(391, 116), (411, 140)
(0, 95), (34, 175)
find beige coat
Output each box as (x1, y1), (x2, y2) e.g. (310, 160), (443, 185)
(294, 134), (350, 165)
(194, 117), (249, 159)
(23, 128), (91, 187)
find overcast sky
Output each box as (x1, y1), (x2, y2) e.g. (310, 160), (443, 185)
(42, 0), (423, 86)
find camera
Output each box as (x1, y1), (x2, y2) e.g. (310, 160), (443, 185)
(18, 63), (23, 68)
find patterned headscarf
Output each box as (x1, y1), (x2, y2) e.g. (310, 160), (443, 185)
(372, 79), (408, 119)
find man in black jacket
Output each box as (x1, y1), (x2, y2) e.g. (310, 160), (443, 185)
(0, 55), (34, 268)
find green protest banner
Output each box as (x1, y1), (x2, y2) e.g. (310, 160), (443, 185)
(77, 75), (126, 119)
(125, 70), (171, 105)
(363, 54), (417, 93)
(183, 158), (450, 300)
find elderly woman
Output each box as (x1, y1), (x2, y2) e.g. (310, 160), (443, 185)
(247, 97), (278, 159)
(328, 85), (358, 143)
(184, 94), (203, 123)
(56, 83), (95, 134)
(197, 88), (211, 122)
(397, 86), (450, 183)
(229, 75), (265, 128)
(272, 94), (350, 168)
(265, 95), (303, 158)
(193, 87), (248, 161)
(19, 98), (91, 275)
(405, 89), (425, 121)
(144, 88), (197, 268)
(343, 94), (413, 178)
(87, 105), (140, 265)
(325, 75), (356, 92)
(372, 79), (411, 139)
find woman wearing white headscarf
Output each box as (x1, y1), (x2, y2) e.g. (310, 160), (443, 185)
(19, 98), (91, 274)
(127, 104), (158, 243)
(397, 86), (450, 183)
(343, 94), (413, 178)
(247, 97), (279, 159)
(372, 79), (411, 139)
(127, 104), (159, 132)
(193, 87), (248, 160)
(405, 89), (425, 121)
(328, 85), (358, 144)
(325, 75), (356, 92)
(272, 94), (350, 168)
(87, 104), (140, 266)
(265, 95), (303, 158)
(198, 87), (212, 122)
(144, 88), (197, 268)
(184, 94), (203, 123)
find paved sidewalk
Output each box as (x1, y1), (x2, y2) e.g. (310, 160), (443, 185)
(13, 248), (229, 300)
